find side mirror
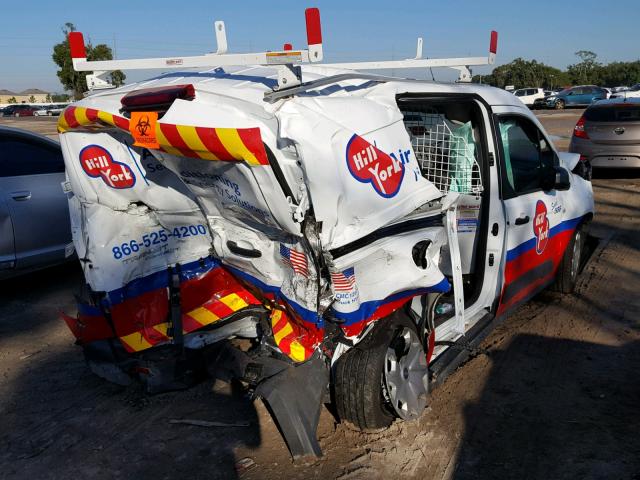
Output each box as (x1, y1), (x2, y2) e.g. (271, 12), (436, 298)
(543, 165), (570, 191)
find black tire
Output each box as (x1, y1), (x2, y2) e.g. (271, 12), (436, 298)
(554, 225), (585, 293)
(554, 99), (565, 110)
(333, 312), (424, 431)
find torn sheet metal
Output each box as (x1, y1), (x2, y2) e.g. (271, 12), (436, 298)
(278, 96), (442, 250)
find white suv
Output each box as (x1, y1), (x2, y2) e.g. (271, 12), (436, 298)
(513, 87), (545, 106)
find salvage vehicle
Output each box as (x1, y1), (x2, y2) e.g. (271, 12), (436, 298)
(58, 8), (594, 457)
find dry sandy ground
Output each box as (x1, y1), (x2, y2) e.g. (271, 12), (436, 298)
(1, 112), (638, 480)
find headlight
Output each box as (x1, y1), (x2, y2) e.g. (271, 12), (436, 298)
(546, 97), (557, 102)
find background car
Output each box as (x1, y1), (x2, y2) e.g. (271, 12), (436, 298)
(568, 98), (640, 170)
(0, 126), (73, 279)
(546, 85), (608, 109)
(512, 87), (546, 107)
(1, 104), (38, 117)
(610, 84), (640, 99)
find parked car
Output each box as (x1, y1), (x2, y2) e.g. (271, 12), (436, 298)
(59, 14), (595, 458)
(512, 87), (545, 107)
(569, 98), (640, 170)
(33, 104), (67, 116)
(1, 104), (38, 117)
(610, 84), (640, 99)
(33, 106), (51, 116)
(0, 126), (73, 279)
(545, 85), (608, 109)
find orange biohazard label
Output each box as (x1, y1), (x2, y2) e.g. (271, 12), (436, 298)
(130, 111), (159, 149)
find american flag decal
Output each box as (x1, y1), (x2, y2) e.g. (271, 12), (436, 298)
(280, 244), (309, 277)
(331, 267), (356, 292)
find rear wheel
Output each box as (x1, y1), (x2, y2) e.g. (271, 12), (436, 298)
(14, 112), (20, 117)
(554, 99), (565, 110)
(333, 312), (428, 430)
(554, 225), (585, 293)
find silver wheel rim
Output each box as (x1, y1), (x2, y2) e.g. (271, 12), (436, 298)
(571, 231), (582, 280)
(383, 327), (428, 420)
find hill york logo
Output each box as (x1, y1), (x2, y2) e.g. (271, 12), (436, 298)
(79, 145), (135, 189)
(534, 200), (549, 254)
(346, 134), (405, 198)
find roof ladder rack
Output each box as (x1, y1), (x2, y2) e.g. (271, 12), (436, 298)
(68, 8), (324, 91)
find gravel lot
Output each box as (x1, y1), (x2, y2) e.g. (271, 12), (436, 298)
(1, 110), (638, 480)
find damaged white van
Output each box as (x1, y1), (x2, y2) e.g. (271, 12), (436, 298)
(59, 8), (594, 457)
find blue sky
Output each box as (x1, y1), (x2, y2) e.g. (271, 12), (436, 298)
(2, 0), (639, 92)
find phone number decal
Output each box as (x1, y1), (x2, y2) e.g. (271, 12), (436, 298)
(112, 224), (208, 260)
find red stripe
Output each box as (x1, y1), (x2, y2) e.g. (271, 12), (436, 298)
(272, 312), (289, 333)
(205, 300), (235, 319)
(85, 108), (99, 123)
(277, 333), (295, 354)
(235, 289), (260, 305)
(237, 128), (269, 165)
(158, 123), (198, 158)
(113, 115), (130, 130)
(142, 324), (169, 344)
(182, 313), (206, 332)
(64, 107), (80, 128)
(195, 127), (235, 160)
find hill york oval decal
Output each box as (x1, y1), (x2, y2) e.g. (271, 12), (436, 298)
(346, 134), (404, 198)
(79, 145), (135, 189)
(534, 200), (549, 254)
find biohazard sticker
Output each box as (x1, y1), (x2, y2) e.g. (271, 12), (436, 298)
(534, 200), (549, 254)
(79, 145), (135, 189)
(130, 111), (159, 149)
(346, 134), (404, 198)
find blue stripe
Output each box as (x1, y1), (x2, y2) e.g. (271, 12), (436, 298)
(77, 302), (103, 316)
(330, 277), (451, 326)
(105, 257), (220, 306)
(224, 265), (323, 326)
(506, 215), (584, 262)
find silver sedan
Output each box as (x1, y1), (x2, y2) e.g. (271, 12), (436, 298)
(569, 98), (640, 169)
(0, 126), (74, 279)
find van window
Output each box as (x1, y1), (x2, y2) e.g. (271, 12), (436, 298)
(497, 116), (555, 197)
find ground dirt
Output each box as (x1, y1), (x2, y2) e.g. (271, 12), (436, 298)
(1, 112), (638, 480)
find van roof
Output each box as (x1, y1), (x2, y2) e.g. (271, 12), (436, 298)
(87, 65), (524, 110)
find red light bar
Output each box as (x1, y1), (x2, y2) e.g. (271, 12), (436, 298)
(490, 31), (498, 54)
(121, 84), (195, 112)
(305, 8), (322, 46)
(69, 32), (86, 59)
(283, 43), (293, 51)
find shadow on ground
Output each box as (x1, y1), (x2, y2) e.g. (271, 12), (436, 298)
(453, 334), (640, 480)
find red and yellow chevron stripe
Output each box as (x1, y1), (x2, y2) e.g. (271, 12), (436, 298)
(58, 106), (269, 166)
(270, 309), (317, 362)
(118, 289), (260, 353)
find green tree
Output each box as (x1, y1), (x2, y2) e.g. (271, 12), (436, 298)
(28, 95), (36, 103)
(45, 93), (52, 102)
(597, 61), (640, 87)
(7, 97), (17, 104)
(473, 58), (570, 89)
(567, 50), (601, 85)
(52, 23), (125, 99)
(51, 93), (71, 102)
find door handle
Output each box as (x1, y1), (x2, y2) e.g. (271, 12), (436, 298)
(226, 240), (262, 258)
(10, 191), (31, 201)
(514, 215), (530, 225)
